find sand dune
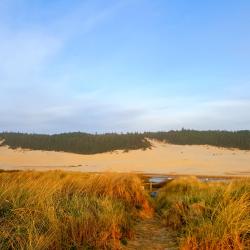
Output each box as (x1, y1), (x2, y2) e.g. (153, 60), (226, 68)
(0, 140), (250, 176)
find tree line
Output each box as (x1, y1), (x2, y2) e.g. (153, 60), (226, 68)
(144, 130), (250, 150)
(0, 132), (150, 154)
(0, 130), (249, 154)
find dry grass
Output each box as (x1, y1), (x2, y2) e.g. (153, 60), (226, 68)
(0, 171), (151, 249)
(156, 177), (250, 250)
(2, 170), (249, 250)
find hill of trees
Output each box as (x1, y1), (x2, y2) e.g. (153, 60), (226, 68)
(0, 132), (150, 154)
(0, 130), (250, 154)
(145, 130), (250, 150)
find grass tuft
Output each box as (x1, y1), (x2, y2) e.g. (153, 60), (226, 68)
(0, 171), (151, 249)
(156, 177), (250, 250)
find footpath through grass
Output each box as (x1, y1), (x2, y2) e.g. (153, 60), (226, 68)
(123, 215), (178, 250)
(0, 171), (249, 249)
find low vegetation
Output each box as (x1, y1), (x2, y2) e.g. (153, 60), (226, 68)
(1, 130), (250, 155)
(0, 171), (152, 249)
(156, 177), (250, 250)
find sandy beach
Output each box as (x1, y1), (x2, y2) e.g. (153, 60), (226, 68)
(0, 140), (250, 176)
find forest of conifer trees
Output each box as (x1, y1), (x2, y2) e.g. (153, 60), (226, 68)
(145, 130), (250, 150)
(0, 132), (150, 154)
(0, 130), (249, 154)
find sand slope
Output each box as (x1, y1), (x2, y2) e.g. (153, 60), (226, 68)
(0, 140), (250, 176)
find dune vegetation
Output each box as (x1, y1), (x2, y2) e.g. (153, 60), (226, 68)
(145, 130), (250, 150)
(1, 170), (249, 249)
(1, 130), (250, 155)
(0, 171), (152, 250)
(0, 132), (150, 154)
(156, 177), (250, 250)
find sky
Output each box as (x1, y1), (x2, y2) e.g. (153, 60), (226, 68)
(0, 0), (250, 133)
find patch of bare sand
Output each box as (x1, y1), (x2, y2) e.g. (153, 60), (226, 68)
(0, 140), (250, 176)
(123, 216), (177, 250)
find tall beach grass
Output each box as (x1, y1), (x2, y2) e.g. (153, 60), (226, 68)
(0, 171), (151, 249)
(156, 177), (250, 250)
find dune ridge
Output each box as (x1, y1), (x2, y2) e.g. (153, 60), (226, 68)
(0, 140), (249, 176)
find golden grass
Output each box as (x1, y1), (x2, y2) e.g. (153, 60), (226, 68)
(156, 177), (250, 250)
(0, 171), (151, 249)
(1, 170), (249, 249)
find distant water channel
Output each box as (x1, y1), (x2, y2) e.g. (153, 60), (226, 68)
(148, 175), (229, 198)
(148, 176), (229, 184)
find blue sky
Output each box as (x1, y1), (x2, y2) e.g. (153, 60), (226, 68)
(1, 0), (250, 133)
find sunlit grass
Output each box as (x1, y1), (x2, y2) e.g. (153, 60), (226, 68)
(156, 177), (250, 250)
(1, 171), (249, 249)
(0, 171), (151, 249)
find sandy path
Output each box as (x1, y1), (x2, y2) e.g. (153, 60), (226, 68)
(123, 216), (177, 250)
(0, 141), (250, 176)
